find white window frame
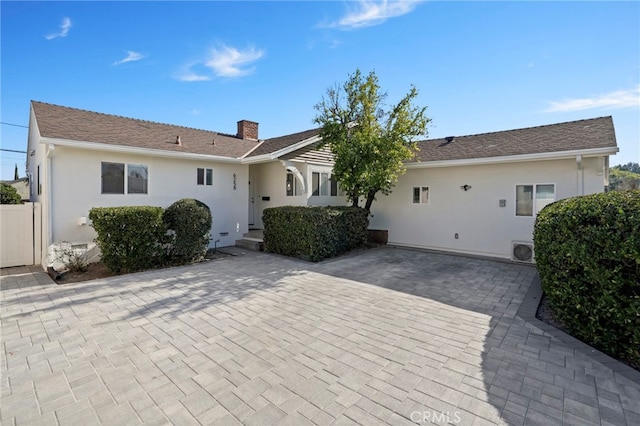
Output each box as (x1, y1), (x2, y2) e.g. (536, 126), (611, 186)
(515, 183), (555, 217)
(286, 171), (301, 196)
(197, 168), (213, 186)
(320, 172), (329, 196)
(330, 174), (344, 197)
(412, 186), (429, 204)
(101, 162), (148, 195)
(311, 170), (332, 197)
(127, 164), (148, 194)
(37, 164), (42, 195)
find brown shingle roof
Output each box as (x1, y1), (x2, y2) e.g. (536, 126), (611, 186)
(32, 101), (617, 163)
(247, 128), (321, 157)
(411, 116), (617, 163)
(32, 101), (260, 158)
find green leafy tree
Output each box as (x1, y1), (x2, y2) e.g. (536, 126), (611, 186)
(609, 167), (640, 191)
(314, 69), (430, 211)
(0, 182), (22, 204)
(614, 162), (640, 174)
(14, 164), (19, 180)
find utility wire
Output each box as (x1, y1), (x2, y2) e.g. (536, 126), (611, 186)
(0, 122), (28, 129)
(0, 148), (27, 154)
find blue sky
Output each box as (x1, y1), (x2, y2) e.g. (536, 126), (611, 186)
(1, 1), (638, 181)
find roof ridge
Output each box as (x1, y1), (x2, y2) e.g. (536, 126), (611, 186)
(31, 100), (235, 137)
(423, 116), (612, 142)
(266, 127), (320, 141)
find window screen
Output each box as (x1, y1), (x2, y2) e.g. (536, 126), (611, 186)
(102, 162), (125, 194)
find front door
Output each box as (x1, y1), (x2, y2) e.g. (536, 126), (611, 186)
(248, 170), (256, 227)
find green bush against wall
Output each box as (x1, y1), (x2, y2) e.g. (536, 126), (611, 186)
(262, 206), (368, 262)
(89, 206), (165, 273)
(89, 198), (213, 273)
(534, 190), (640, 365)
(163, 198), (212, 263)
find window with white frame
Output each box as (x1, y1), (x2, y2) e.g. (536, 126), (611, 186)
(197, 168), (213, 186)
(336, 176), (346, 196)
(516, 184), (555, 216)
(128, 164), (148, 194)
(311, 172), (327, 196)
(37, 164), (42, 195)
(102, 162), (148, 194)
(330, 175), (338, 196)
(412, 186), (429, 204)
(320, 172), (329, 196)
(102, 162), (124, 194)
(286, 172), (301, 196)
(311, 172), (341, 197)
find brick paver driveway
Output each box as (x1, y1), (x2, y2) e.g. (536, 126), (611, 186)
(1, 247), (639, 425)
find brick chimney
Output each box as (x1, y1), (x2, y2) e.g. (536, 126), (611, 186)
(237, 120), (259, 140)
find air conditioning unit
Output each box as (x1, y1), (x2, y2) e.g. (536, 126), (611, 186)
(512, 242), (534, 263)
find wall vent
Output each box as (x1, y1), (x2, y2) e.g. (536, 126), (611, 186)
(512, 242), (534, 263)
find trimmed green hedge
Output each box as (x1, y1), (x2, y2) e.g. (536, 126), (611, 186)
(163, 198), (212, 263)
(89, 199), (213, 273)
(89, 206), (165, 273)
(533, 190), (640, 365)
(263, 206), (368, 262)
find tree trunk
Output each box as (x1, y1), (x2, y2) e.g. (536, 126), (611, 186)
(349, 185), (360, 208)
(364, 189), (377, 212)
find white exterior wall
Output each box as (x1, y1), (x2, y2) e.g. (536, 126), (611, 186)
(369, 157), (608, 260)
(48, 146), (248, 250)
(250, 162), (306, 229)
(305, 164), (348, 207)
(26, 109), (49, 267)
(249, 161), (348, 228)
(581, 157), (607, 195)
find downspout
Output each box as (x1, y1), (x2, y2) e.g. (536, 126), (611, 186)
(45, 144), (55, 266)
(576, 154), (584, 196)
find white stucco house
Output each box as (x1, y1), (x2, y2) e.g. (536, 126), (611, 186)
(26, 100), (617, 267)
(369, 119), (618, 261)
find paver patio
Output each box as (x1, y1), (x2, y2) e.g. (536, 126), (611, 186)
(1, 247), (639, 425)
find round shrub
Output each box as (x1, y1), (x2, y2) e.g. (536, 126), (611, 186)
(163, 198), (212, 264)
(533, 190), (640, 365)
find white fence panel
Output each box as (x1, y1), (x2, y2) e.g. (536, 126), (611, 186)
(0, 203), (42, 268)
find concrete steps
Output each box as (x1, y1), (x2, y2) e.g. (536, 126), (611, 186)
(235, 230), (264, 251)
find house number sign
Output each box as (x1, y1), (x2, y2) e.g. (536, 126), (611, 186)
(233, 173), (237, 190)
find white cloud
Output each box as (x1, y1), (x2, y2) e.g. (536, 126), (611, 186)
(174, 44), (264, 82)
(45, 17), (72, 40)
(113, 51), (145, 66)
(320, 0), (421, 30)
(205, 44), (264, 77)
(175, 69), (211, 82)
(544, 86), (640, 113)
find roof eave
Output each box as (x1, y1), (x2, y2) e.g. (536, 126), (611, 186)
(241, 134), (322, 164)
(405, 147), (619, 169)
(39, 137), (243, 163)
